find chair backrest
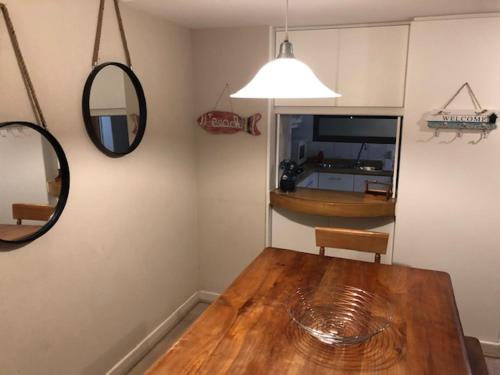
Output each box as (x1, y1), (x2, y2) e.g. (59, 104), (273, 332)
(315, 227), (389, 263)
(12, 204), (54, 225)
(365, 180), (393, 200)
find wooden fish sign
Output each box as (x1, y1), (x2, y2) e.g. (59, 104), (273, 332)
(427, 110), (498, 130)
(197, 111), (261, 136)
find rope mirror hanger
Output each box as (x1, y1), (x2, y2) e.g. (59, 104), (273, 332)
(92, 0), (132, 68)
(82, 0), (147, 157)
(0, 3), (70, 246)
(0, 3), (47, 129)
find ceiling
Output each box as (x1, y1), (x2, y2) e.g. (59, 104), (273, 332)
(122, 0), (500, 29)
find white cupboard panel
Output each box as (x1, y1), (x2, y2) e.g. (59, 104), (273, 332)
(297, 174), (311, 188)
(337, 25), (409, 107)
(296, 178), (307, 188)
(310, 172), (319, 188)
(318, 173), (354, 191)
(297, 172), (319, 188)
(275, 29), (339, 107)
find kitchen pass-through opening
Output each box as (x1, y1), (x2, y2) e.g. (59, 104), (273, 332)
(275, 114), (403, 196)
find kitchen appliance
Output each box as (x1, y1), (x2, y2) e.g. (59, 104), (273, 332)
(279, 159), (303, 192)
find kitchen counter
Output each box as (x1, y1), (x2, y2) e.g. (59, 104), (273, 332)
(270, 188), (396, 217)
(297, 162), (393, 184)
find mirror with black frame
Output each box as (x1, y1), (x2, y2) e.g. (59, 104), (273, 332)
(0, 122), (70, 244)
(82, 62), (147, 157)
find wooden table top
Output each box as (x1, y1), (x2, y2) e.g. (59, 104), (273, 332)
(147, 248), (471, 375)
(270, 188), (396, 218)
(0, 224), (42, 241)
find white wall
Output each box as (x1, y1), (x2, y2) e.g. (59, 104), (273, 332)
(0, 1), (198, 374)
(192, 27), (270, 293)
(90, 67), (127, 110)
(0, 127), (48, 224)
(395, 15), (500, 344)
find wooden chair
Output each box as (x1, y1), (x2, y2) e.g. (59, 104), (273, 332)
(464, 336), (489, 375)
(315, 227), (389, 263)
(365, 180), (393, 200)
(12, 204), (54, 225)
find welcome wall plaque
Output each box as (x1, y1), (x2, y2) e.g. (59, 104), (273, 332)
(427, 111), (497, 131)
(426, 82), (498, 132)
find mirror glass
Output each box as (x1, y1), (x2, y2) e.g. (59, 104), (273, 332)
(83, 63), (146, 156)
(0, 123), (69, 243)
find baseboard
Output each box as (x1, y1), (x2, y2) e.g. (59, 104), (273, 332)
(198, 290), (221, 303)
(481, 340), (500, 358)
(106, 290), (219, 375)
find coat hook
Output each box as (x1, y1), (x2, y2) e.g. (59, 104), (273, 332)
(469, 132), (484, 145)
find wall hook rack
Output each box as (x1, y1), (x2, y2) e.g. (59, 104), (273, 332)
(426, 82), (497, 138)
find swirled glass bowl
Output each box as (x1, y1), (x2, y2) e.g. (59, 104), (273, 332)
(288, 286), (394, 345)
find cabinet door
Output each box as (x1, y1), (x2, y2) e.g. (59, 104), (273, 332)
(318, 173), (354, 191)
(296, 177), (308, 188)
(297, 174), (312, 188)
(337, 25), (409, 107)
(297, 172), (319, 188)
(275, 29), (339, 107)
(353, 175), (393, 193)
(310, 172), (319, 188)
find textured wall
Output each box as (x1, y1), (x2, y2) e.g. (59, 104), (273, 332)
(192, 27), (270, 293)
(395, 15), (500, 344)
(0, 1), (198, 374)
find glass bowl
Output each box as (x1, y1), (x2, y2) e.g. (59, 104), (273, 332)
(288, 285), (394, 345)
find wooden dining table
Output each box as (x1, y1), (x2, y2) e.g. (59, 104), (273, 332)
(146, 247), (471, 374)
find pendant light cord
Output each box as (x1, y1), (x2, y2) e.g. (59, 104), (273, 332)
(0, 3), (47, 129)
(285, 0), (289, 41)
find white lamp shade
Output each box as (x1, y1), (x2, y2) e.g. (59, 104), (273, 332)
(230, 57), (341, 99)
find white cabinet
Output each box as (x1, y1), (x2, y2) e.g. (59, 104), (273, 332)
(353, 175), (393, 193)
(297, 172), (318, 188)
(307, 172), (392, 192)
(275, 29), (340, 107)
(274, 25), (408, 108)
(318, 173), (354, 191)
(337, 25), (409, 107)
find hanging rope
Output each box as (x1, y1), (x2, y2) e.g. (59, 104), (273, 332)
(213, 83), (235, 113)
(0, 3), (47, 128)
(92, 0), (132, 68)
(438, 82), (485, 114)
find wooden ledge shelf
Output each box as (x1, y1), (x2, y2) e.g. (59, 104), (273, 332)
(270, 188), (396, 218)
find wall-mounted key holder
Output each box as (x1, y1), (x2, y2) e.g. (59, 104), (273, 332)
(426, 82), (497, 140)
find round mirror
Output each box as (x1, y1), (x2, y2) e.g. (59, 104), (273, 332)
(82, 62), (147, 157)
(0, 122), (70, 244)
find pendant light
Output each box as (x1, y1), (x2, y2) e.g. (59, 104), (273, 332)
(231, 0), (341, 99)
